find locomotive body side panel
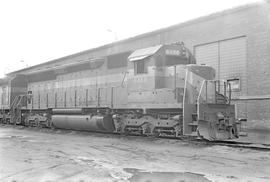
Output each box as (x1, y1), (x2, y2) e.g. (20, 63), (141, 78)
(31, 53), (130, 110)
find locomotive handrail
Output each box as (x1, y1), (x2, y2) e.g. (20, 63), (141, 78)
(197, 80), (231, 105)
(121, 71), (128, 87)
(10, 95), (19, 108)
(10, 94), (26, 125)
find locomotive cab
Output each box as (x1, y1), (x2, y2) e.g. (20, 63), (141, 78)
(118, 43), (196, 137)
(127, 43), (195, 109)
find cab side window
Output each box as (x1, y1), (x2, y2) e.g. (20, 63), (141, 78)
(134, 60), (147, 74)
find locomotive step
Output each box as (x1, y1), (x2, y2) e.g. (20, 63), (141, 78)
(191, 113), (198, 121)
(185, 132), (198, 137)
(188, 121), (198, 126)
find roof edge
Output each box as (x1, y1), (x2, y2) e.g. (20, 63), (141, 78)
(7, 1), (263, 76)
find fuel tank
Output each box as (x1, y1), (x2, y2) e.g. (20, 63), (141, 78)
(52, 108), (84, 115)
(51, 114), (115, 132)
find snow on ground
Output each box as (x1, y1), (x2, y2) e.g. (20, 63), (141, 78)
(0, 125), (269, 182)
(236, 120), (270, 144)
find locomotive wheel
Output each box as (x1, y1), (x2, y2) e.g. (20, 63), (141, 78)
(46, 120), (52, 128)
(50, 122), (56, 130)
(35, 118), (39, 127)
(173, 125), (182, 138)
(153, 128), (160, 137)
(24, 118), (28, 126)
(141, 122), (154, 136)
(123, 126), (130, 135)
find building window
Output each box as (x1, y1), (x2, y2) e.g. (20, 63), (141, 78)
(227, 78), (240, 92)
(134, 60), (147, 74)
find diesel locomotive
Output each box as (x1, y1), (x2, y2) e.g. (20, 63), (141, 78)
(0, 43), (239, 140)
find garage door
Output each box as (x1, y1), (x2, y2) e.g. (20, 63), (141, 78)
(219, 37), (247, 79)
(194, 37), (247, 92)
(195, 42), (219, 77)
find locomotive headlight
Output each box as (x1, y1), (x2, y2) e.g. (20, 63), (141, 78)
(217, 112), (224, 119)
(112, 114), (120, 119)
(172, 115), (181, 121)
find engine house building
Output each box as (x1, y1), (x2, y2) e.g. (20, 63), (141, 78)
(5, 1), (270, 120)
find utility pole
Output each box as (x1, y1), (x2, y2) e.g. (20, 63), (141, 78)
(20, 60), (28, 68)
(106, 29), (118, 42)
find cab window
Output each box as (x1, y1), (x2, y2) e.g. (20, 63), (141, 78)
(134, 60), (147, 74)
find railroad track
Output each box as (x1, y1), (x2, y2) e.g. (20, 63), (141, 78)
(148, 135), (270, 151)
(204, 140), (270, 151)
(162, 135), (270, 151)
(2, 124), (270, 151)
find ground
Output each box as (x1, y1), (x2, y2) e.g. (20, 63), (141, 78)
(0, 125), (270, 182)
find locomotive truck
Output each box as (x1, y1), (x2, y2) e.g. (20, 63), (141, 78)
(0, 43), (239, 141)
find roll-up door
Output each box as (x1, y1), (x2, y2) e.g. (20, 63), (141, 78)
(195, 42), (219, 78)
(219, 37), (246, 84)
(194, 37), (247, 93)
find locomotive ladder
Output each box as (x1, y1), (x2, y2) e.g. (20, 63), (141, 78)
(0, 107), (4, 123)
(188, 112), (198, 135)
(10, 95), (25, 125)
